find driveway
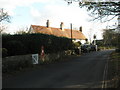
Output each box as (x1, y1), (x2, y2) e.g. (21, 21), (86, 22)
(3, 50), (114, 88)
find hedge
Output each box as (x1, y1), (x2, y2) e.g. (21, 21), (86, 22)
(2, 33), (73, 57)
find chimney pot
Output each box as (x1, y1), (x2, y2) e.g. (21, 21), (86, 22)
(60, 22), (64, 31)
(80, 26), (82, 32)
(46, 20), (50, 28)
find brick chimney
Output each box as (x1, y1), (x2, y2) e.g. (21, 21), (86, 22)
(79, 26), (82, 32)
(46, 20), (50, 28)
(60, 22), (64, 31)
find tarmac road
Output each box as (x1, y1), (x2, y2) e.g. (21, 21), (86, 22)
(0, 57), (2, 89)
(3, 50), (114, 88)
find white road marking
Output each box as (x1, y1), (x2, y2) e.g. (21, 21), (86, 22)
(102, 57), (109, 89)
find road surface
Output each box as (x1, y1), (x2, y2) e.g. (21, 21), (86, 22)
(3, 50), (114, 88)
(0, 57), (2, 89)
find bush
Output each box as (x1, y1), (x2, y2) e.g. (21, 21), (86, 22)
(5, 40), (27, 56)
(2, 33), (73, 57)
(115, 49), (120, 52)
(2, 48), (8, 58)
(73, 41), (81, 48)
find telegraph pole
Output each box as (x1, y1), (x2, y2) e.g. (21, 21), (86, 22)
(71, 23), (73, 43)
(70, 23), (73, 55)
(93, 34), (96, 45)
(93, 34), (97, 51)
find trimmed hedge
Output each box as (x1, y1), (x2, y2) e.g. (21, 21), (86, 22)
(5, 40), (26, 56)
(2, 33), (73, 57)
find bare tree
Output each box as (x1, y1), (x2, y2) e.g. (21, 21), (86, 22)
(0, 8), (10, 23)
(87, 29), (91, 44)
(0, 24), (7, 34)
(103, 28), (118, 47)
(15, 27), (29, 34)
(65, 0), (120, 49)
(0, 8), (11, 34)
(65, 0), (120, 22)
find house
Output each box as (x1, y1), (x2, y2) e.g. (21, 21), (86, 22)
(29, 20), (87, 44)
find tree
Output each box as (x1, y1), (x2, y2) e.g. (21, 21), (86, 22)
(15, 27), (29, 34)
(0, 8), (10, 23)
(103, 28), (118, 47)
(65, 0), (120, 49)
(88, 28), (93, 44)
(0, 8), (10, 34)
(0, 24), (6, 34)
(65, 0), (120, 22)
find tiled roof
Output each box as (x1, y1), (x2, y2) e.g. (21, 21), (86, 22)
(30, 25), (86, 40)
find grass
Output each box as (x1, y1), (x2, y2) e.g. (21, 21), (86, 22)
(107, 51), (120, 88)
(98, 46), (116, 50)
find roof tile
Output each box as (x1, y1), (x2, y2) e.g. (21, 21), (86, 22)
(31, 25), (86, 40)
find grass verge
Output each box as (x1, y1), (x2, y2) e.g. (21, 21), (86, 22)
(107, 51), (120, 88)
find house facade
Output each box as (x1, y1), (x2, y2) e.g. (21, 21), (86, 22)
(29, 20), (87, 44)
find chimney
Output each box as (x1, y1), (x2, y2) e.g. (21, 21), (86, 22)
(46, 20), (50, 28)
(79, 26), (82, 32)
(60, 22), (64, 31)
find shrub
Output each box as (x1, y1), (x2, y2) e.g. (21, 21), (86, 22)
(73, 41), (81, 48)
(5, 40), (27, 56)
(2, 48), (8, 58)
(115, 49), (120, 52)
(2, 33), (73, 56)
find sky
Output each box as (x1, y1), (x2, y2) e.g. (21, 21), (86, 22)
(0, 0), (118, 41)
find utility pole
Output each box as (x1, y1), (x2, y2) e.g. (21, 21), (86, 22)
(70, 23), (73, 55)
(71, 23), (72, 43)
(93, 34), (96, 45)
(93, 34), (97, 51)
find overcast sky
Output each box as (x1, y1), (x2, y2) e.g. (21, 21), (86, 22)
(0, 0), (118, 40)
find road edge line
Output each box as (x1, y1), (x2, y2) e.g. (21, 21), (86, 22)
(102, 57), (109, 89)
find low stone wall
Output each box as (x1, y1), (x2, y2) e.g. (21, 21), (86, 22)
(2, 51), (66, 73)
(2, 54), (33, 73)
(40, 52), (65, 63)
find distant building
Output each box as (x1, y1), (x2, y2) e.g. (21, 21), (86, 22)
(29, 20), (87, 44)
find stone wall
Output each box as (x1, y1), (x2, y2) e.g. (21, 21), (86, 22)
(40, 52), (65, 63)
(2, 51), (66, 73)
(2, 54), (33, 73)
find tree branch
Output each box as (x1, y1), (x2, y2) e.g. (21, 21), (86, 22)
(0, 8), (11, 23)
